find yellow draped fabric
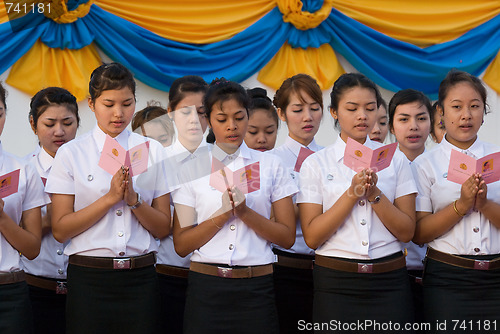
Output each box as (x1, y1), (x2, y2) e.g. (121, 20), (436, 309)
(484, 51), (500, 94)
(332, 0), (500, 47)
(6, 41), (101, 101)
(0, 2), (7, 23)
(277, 0), (333, 30)
(94, 0), (276, 44)
(258, 43), (344, 90)
(42, 0), (93, 24)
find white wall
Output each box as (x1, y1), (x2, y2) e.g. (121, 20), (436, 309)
(1, 49), (499, 158)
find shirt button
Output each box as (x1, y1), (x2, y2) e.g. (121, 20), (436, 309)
(230, 225), (236, 231)
(362, 240), (368, 246)
(87, 175), (93, 181)
(327, 174), (334, 181)
(118, 231), (124, 237)
(358, 200), (365, 206)
(116, 210), (122, 216)
(229, 244), (234, 250)
(360, 219), (367, 226)
(56, 249), (63, 255)
(57, 269), (64, 275)
(473, 227), (479, 233)
(474, 247), (480, 252)
(119, 252), (125, 256)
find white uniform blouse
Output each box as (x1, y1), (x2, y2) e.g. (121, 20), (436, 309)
(272, 136), (323, 256)
(0, 143), (49, 272)
(172, 142), (298, 266)
(399, 149), (426, 271)
(45, 126), (174, 257)
(22, 147), (68, 279)
(157, 139), (211, 268)
(297, 136), (417, 260)
(412, 136), (500, 255)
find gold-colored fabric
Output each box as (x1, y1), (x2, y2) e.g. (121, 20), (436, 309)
(277, 0), (333, 30)
(332, 0), (500, 47)
(94, 0), (275, 43)
(484, 51), (500, 95)
(6, 41), (101, 101)
(42, 0), (93, 24)
(257, 42), (344, 90)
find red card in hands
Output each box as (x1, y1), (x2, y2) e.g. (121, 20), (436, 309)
(343, 137), (397, 172)
(447, 149), (500, 184)
(209, 158), (260, 194)
(99, 135), (149, 177)
(0, 169), (20, 198)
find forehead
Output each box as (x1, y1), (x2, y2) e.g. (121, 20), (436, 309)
(249, 109), (276, 124)
(339, 87), (377, 103)
(39, 105), (76, 118)
(288, 90), (318, 105)
(98, 87), (135, 100)
(212, 98), (245, 113)
(395, 101), (428, 115)
(445, 82), (483, 101)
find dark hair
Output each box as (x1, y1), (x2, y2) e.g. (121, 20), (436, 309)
(378, 96), (387, 111)
(29, 87), (80, 130)
(89, 62), (136, 102)
(430, 101), (441, 139)
(206, 128), (215, 144)
(388, 89), (433, 131)
(131, 100), (174, 138)
(0, 82), (6, 110)
(204, 78), (250, 123)
(438, 70), (488, 114)
(168, 75), (208, 111)
(247, 87), (279, 127)
(330, 73), (382, 128)
(273, 74), (323, 117)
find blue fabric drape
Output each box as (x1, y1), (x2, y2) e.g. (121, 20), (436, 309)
(1, 3), (499, 97)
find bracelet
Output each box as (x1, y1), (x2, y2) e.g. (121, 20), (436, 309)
(453, 200), (466, 217)
(211, 218), (222, 229)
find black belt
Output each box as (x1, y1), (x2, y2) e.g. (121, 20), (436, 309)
(156, 264), (189, 278)
(426, 247), (500, 271)
(315, 254), (406, 274)
(25, 274), (67, 294)
(69, 252), (156, 270)
(0, 270), (25, 285)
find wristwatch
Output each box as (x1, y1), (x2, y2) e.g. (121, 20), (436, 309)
(128, 193), (143, 210)
(367, 194), (381, 204)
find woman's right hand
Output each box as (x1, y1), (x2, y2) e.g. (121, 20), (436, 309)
(349, 168), (370, 199)
(457, 173), (481, 214)
(106, 167), (126, 205)
(219, 188), (234, 220)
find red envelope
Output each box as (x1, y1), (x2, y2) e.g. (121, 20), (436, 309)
(98, 135), (149, 176)
(0, 169), (20, 198)
(343, 137), (397, 172)
(294, 147), (314, 172)
(209, 158), (260, 194)
(447, 149), (500, 184)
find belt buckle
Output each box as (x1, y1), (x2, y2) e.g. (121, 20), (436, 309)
(56, 281), (67, 294)
(217, 267), (233, 278)
(358, 263), (373, 273)
(113, 258), (131, 269)
(474, 260), (490, 270)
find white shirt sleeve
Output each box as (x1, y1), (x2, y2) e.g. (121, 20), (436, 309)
(297, 155), (323, 205)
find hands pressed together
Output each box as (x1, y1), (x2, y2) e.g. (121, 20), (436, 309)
(108, 166), (139, 207)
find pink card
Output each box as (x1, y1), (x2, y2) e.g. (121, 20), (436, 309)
(294, 147), (314, 172)
(0, 169), (20, 198)
(447, 150), (500, 184)
(343, 137), (397, 172)
(209, 158), (260, 194)
(99, 135), (149, 176)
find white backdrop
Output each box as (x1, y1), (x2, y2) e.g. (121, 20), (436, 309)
(1, 49), (499, 158)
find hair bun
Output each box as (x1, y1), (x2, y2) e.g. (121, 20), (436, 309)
(247, 87), (268, 99)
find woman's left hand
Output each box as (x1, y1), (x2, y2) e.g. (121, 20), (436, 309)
(474, 174), (488, 210)
(123, 167), (138, 206)
(364, 169), (379, 199)
(0, 198), (4, 215)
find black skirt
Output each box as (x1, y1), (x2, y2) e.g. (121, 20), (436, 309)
(28, 283), (66, 334)
(313, 254), (413, 334)
(0, 281), (33, 334)
(273, 249), (314, 334)
(66, 263), (160, 334)
(423, 256), (500, 333)
(157, 270), (188, 334)
(184, 270), (279, 334)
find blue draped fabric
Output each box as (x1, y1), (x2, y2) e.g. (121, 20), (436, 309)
(1, 2), (500, 97)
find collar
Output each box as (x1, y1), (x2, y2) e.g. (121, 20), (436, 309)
(170, 139), (208, 163)
(38, 146), (54, 173)
(440, 135), (484, 159)
(92, 125), (131, 153)
(284, 136), (322, 157)
(211, 141), (251, 163)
